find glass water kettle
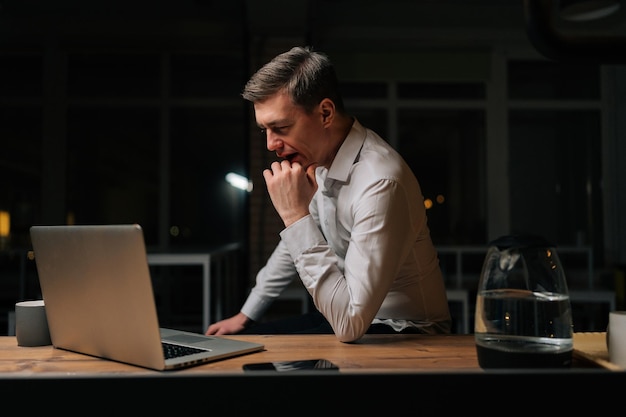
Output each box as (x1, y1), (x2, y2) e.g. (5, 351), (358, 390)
(474, 235), (574, 368)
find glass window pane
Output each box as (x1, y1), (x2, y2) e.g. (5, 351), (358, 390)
(509, 110), (602, 247)
(170, 53), (245, 98)
(67, 107), (160, 243)
(170, 106), (247, 248)
(0, 107), (42, 247)
(398, 82), (485, 99)
(397, 109), (486, 246)
(508, 60), (600, 100)
(67, 53), (161, 98)
(0, 54), (43, 97)
(340, 82), (387, 99)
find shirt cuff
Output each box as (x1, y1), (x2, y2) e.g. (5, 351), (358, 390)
(240, 290), (273, 322)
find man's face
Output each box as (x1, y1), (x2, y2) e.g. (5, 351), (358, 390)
(254, 91), (329, 169)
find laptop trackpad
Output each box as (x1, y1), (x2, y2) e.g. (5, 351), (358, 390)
(166, 333), (214, 345)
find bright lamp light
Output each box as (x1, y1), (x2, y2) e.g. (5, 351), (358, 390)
(225, 172), (253, 192)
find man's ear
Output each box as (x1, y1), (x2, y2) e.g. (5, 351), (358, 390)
(319, 98), (335, 127)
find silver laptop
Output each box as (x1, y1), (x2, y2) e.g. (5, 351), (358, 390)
(29, 224), (264, 371)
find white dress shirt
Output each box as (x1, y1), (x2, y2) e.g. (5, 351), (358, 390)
(241, 119), (451, 342)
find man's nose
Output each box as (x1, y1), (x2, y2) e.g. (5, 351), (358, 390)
(266, 132), (282, 152)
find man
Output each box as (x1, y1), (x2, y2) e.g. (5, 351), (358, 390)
(206, 46), (451, 342)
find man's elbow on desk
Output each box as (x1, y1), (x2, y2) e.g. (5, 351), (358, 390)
(332, 323), (368, 343)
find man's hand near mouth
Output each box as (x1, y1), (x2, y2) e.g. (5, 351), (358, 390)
(263, 160), (318, 227)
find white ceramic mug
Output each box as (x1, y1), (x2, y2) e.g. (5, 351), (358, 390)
(608, 311), (626, 369)
(15, 300), (52, 347)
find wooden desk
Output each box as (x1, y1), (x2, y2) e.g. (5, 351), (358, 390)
(0, 334), (481, 375)
(0, 334), (624, 412)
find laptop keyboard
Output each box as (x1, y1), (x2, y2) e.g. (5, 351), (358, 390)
(162, 342), (208, 359)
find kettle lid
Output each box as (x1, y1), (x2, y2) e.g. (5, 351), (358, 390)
(488, 234), (555, 250)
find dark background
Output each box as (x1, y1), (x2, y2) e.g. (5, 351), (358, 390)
(1, 0), (625, 334)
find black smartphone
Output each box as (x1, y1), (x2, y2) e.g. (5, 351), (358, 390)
(242, 359), (339, 372)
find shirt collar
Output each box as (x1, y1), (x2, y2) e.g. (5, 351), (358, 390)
(325, 118), (366, 183)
